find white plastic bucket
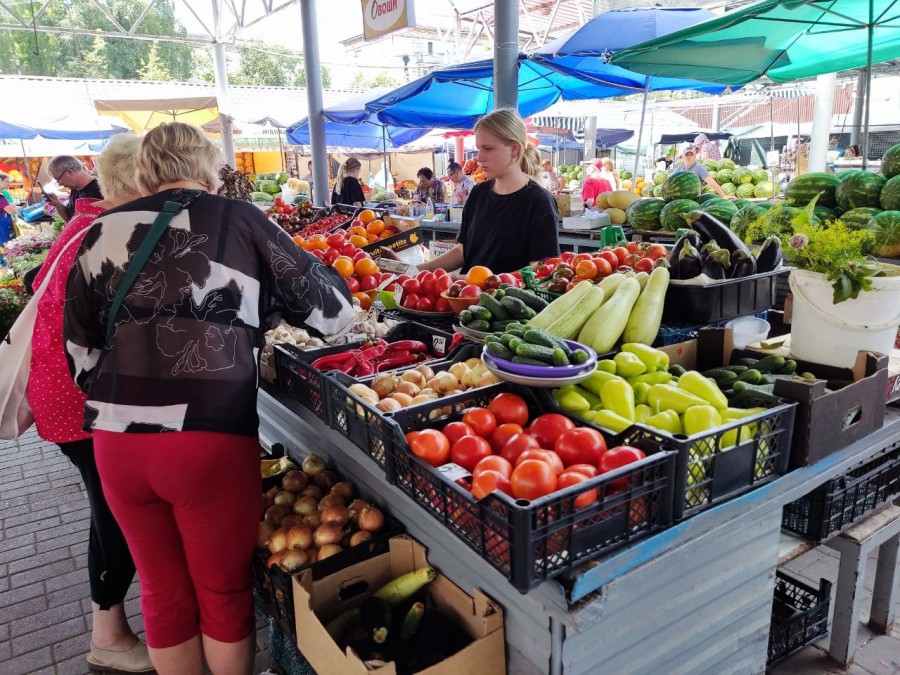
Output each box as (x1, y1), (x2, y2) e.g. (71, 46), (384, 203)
(789, 267), (900, 367)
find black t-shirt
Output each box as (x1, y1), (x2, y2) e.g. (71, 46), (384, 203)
(71, 178), (103, 204)
(457, 179), (559, 274)
(331, 176), (365, 206)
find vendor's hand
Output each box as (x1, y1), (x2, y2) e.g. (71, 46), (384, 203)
(378, 247), (400, 261)
(723, 194), (737, 200)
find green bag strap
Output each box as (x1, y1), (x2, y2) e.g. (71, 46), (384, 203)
(105, 190), (202, 345)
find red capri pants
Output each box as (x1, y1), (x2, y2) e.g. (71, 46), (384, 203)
(93, 430), (260, 649)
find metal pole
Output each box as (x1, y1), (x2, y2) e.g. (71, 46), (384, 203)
(382, 126), (389, 190)
(18, 139), (33, 188)
(712, 103), (721, 132)
(301, 0), (329, 206)
(808, 73), (836, 172)
(861, 12), (873, 169)
(850, 68), (867, 147)
(770, 98), (774, 152)
(277, 127), (285, 172)
(493, 0), (519, 109)
(632, 77), (650, 192)
(212, 41), (236, 168)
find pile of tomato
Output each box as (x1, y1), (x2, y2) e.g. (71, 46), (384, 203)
(404, 392), (647, 504)
(536, 243), (669, 294)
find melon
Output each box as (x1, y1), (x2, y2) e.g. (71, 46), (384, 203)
(841, 207), (883, 231)
(754, 181), (778, 198)
(596, 192), (613, 209)
(717, 158), (735, 171)
(836, 170), (886, 210)
(606, 208), (627, 225)
(716, 169), (734, 185)
(785, 172), (841, 208)
(699, 198), (739, 223)
(620, 170), (633, 180)
(730, 204), (768, 241)
(868, 210), (900, 257)
(720, 182), (737, 196)
(626, 198), (665, 231)
(882, 143), (900, 180)
(736, 183), (757, 199)
(663, 171), (702, 201)
(607, 190), (641, 211)
(652, 171), (669, 186)
(880, 175), (900, 211)
(660, 199), (700, 231)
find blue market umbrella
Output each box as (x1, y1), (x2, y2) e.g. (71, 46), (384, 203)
(286, 119), (428, 149)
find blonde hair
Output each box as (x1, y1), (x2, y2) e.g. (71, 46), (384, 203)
(474, 108), (543, 181)
(600, 157), (615, 172)
(335, 157), (362, 188)
(136, 122), (223, 195)
(95, 133), (141, 202)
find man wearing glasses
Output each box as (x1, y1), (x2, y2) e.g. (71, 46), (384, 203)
(45, 156), (104, 222)
(447, 161), (476, 206)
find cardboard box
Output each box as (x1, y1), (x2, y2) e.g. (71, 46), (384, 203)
(384, 215), (420, 232)
(364, 226), (423, 260)
(429, 239), (458, 260)
(562, 213), (609, 230)
(554, 193), (574, 216)
(293, 535), (506, 675)
(449, 206), (464, 222)
(885, 348), (900, 404)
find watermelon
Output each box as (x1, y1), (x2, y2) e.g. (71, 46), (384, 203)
(696, 193), (720, 205)
(730, 204), (768, 241)
(652, 171), (669, 185)
(733, 167), (752, 184)
(717, 158), (735, 171)
(813, 205), (837, 223)
(736, 183), (757, 199)
(733, 199), (753, 211)
(699, 198), (739, 223)
(702, 184), (716, 194)
(758, 201), (779, 210)
(720, 182), (737, 196)
(882, 143), (900, 180)
(754, 181), (778, 198)
(880, 175), (900, 211)
(868, 210), (900, 257)
(663, 172), (702, 201)
(716, 169), (734, 185)
(621, 170), (633, 180)
(641, 183), (655, 197)
(784, 172), (841, 208)
(652, 185), (665, 198)
(626, 198), (665, 231)
(841, 207), (883, 231)
(836, 170), (887, 210)
(703, 160), (718, 172)
(660, 199), (700, 231)
(751, 169), (769, 184)
(707, 170), (719, 182)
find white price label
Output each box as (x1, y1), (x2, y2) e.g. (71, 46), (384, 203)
(436, 463), (471, 483)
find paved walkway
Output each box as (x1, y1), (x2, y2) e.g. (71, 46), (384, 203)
(1, 431), (898, 674)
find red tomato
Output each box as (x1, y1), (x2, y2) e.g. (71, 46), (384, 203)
(624, 253), (642, 267)
(576, 259), (598, 280)
(409, 429), (450, 467)
(634, 257), (654, 273)
(352, 250), (368, 262)
(516, 449), (564, 476)
(471, 470), (512, 500)
(450, 436), (493, 472)
(434, 268), (448, 278)
(489, 423), (524, 453)
(572, 253), (592, 266)
(510, 460), (557, 501)
(462, 407), (497, 438)
(497, 272), (518, 286)
(545, 257), (561, 266)
(437, 275), (453, 293)
(612, 246), (630, 265)
(528, 414), (575, 449)
(326, 233), (346, 249)
(402, 293), (420, 309)
(358, 274), (378, 291)
(433, 296), (452, 313)
(499, 433), (540, 464)
(416, 296), (434, 312)
(557, 471), (598, 508)
(560, 251), (576, 263)
(459, 284), (482, 299)
(419, 272), (438, 296)
(590, 257), (611, 277)
(405, 430), (420, 445)
(488, 393), (529, 426)
(274, 197), (284, 205)
(596, 251), (619, 270)
(473, 455), (513, 479)
(340, 243), (357, 257)
(395, 274), (411, 285)
(401, 279), (421, 295)
(345, 277), (360, 293)
(443, 421), (474, 447)
(600, 446), (647, 489)
(648, 244), (668, 260)
(554, 428), (607, 467)
(626, 241), (642, 255)
(566, 463), (600, 478)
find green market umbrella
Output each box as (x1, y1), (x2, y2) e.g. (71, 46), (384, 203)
(612, 0), (900, 163)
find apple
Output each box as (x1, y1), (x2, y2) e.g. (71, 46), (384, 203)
(326, 233), (345, 249)
(447, 281), (465, 298)
(352, 251), (368, 262)
(340, 243), (356, 257)
(345, 277), (360, 293)
(459, 284), (481, 299)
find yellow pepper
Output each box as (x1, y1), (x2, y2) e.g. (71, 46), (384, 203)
(592, 409), (633, 434)
(601, 378), (635, 421)
(677, 371), (729, 411)
(581, 370), (624, 398)
(614, 351), (647, 378)
(622, 343), (670, 372)
(683, 405), (723, 436)
(647, 384), (708, 414)
(634, 404), (652, 423)
(644, 409), (683, 435)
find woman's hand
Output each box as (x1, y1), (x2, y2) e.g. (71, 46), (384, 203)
(378, 247), (400, 261)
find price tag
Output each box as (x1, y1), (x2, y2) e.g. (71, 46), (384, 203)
(376, 258), (418, 275)
(436, 463), (471, 483)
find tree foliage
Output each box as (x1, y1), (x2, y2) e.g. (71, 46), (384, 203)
(231, 39), (330, 88)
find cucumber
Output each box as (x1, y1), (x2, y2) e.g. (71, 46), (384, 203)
(515, 343), (556, 363)
(500, 296), (530, 319)
(467, 319), (490, 332)
(486, 341), (515, 360)
(479, 293), (510, 320)
(483, 334), (502, 345)
(569, 349), (589, 365)
(470, 306), (492, 322)
(737, 368), (763, 384)
(668, 364), (688, 378)
(724, 365), (749, 374)
(512, 356), (551, 366)
(458, 309), (473, 325)
(493, 288), (506, 300)
(498, 333), (516, 347)
(753, 355), (785, 373)
(734, 357), (760, 368)
(491, 320), (523, 332)
(505, 324), (527, 337)
(551, 347), (569, 366)
(508, 337), (525, 351)
(703, 368), (738, 385)
(777, 359), (797, 374)
(732, 381), (775, 394)
(503, 286), (549, 311)
(523, 328), (570, 354)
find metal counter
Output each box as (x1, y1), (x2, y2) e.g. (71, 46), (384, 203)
(416, 219), (612, 254)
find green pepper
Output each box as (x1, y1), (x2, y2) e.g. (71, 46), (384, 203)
(720, 422), (758, 449)
(721, 407), (766, 422)
(644, 409), (683, 435)
(622, 343), (670, 372)
(614, 351), (647, 378)
(596, 359), (618, 374)
(634, 404), (652, 423)
(572, 385), (603, 410)
(677, 371), (729, 411)
(591, 409), (633, 434)
(683, 405), (723, 436)
(553, 387), (590, 414)
(581, 370), (625, 398)
(626, 371), (673, 387)
(601, 378), (635, 421)
(632, 382), (651, 406)
(647, 384), (708, 414)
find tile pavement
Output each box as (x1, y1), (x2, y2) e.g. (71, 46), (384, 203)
(2, 431), (898, 674)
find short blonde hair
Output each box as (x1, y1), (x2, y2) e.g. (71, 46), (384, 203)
(95, 133), (141, 202)
(600, 157), (615, 172)
(474, 108), (543, 181)
(137, 122), (223, 194)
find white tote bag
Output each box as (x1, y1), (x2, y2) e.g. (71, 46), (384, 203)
(0, 228), (92, 440)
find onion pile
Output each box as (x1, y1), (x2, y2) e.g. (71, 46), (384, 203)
(259, 454), (386, 574)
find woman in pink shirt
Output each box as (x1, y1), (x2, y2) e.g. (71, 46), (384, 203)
(581, 159), (614, 210)
(27, 133), (153, 674)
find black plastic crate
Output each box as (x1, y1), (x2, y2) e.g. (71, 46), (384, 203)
(382, 383), (676, 592)
(662, 268), (789, 324)
(767, 571), (832, 669)
(327, 349), (505, 470)
(782, 443), (900, 541)
(272, 321), (458, 419)
(379, 308), (457, 331)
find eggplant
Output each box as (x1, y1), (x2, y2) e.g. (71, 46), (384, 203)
(755, 235), (783, 273)
(699, 240), (721, 264)
(689, 212), (751, 258)
(701, 249), (731, 280)
(730, 249), (758, 278)
(678, 241), (703, 280)
(360, 596), (393, 645)
(669, 230), (701, 280)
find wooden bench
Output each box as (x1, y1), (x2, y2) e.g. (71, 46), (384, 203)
(826, 502), (900, 666)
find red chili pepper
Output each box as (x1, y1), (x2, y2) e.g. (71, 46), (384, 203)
(311, 351), (354, 370)
(387, 340), (428, 354)
(374, 352), (420, 371)
(448, 333), (464, 354)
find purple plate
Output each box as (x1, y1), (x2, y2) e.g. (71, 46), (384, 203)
(482, 339), (597, 378)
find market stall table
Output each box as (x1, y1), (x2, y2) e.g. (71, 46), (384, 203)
(257, 382), (900, 674)
(416, 219), (615, 255)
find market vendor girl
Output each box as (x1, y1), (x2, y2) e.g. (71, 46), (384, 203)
(414, 108), (559, 274)
(64, 122), (355, 675)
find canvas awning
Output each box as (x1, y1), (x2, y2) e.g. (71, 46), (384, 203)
(94, 96), (219, 131)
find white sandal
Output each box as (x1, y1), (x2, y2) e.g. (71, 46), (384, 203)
(86, 641), (155, 673)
